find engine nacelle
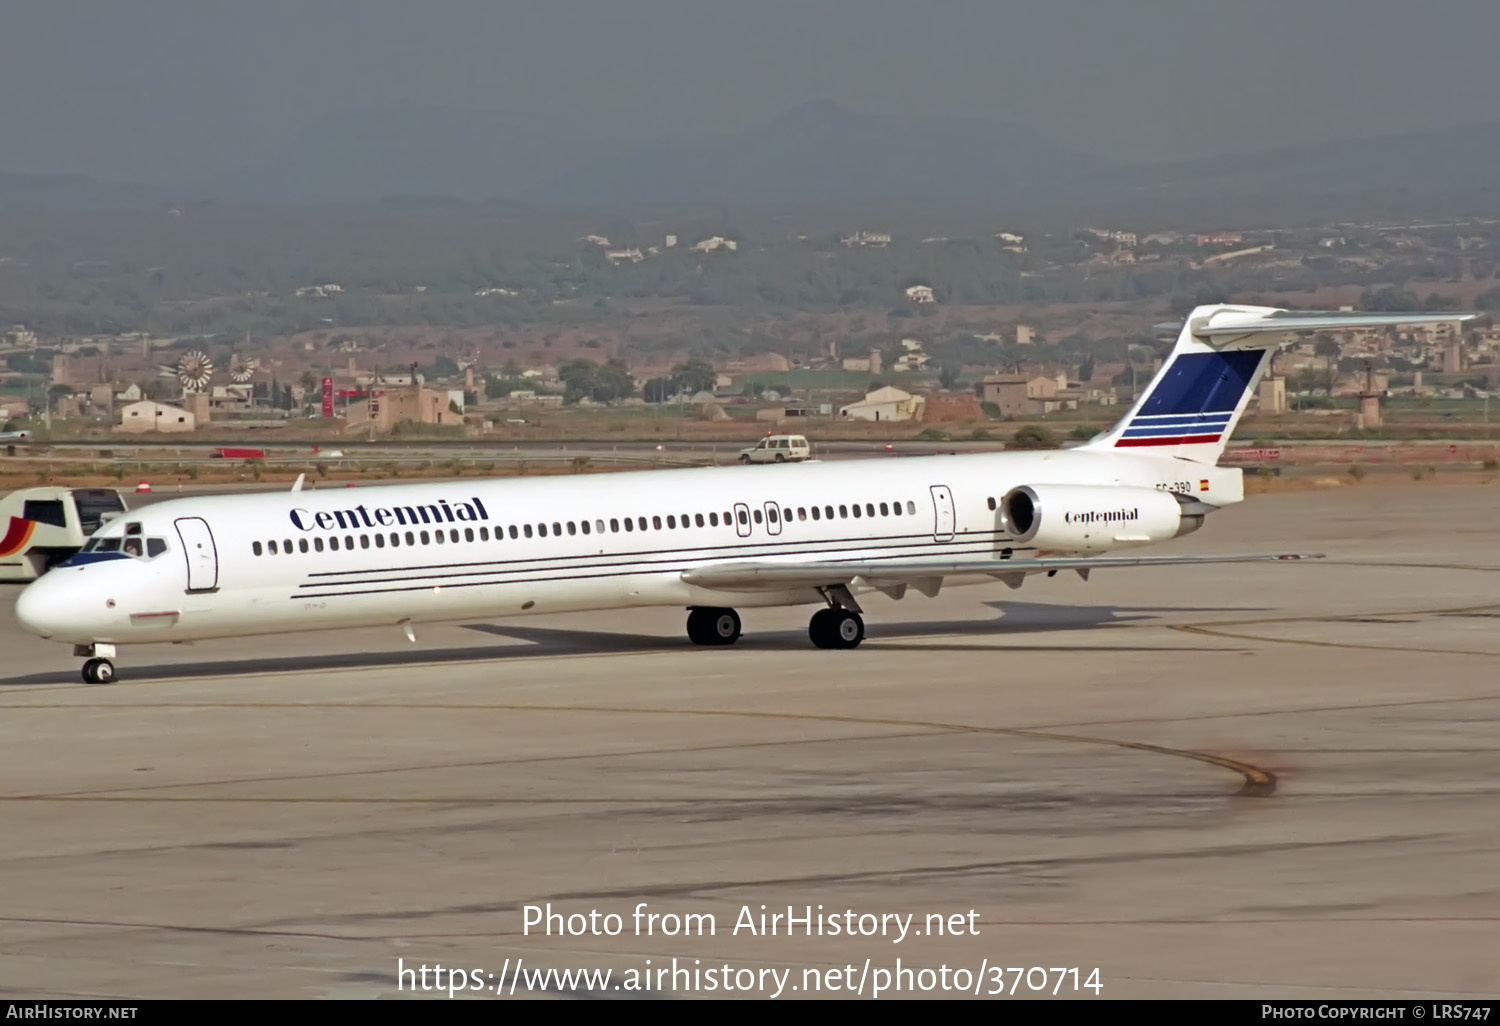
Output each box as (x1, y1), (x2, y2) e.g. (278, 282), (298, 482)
(999, 484), (1208, 552)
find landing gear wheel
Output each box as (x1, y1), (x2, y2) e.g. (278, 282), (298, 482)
(81, 658), (116, 684)
(809, 608), (864, 649)
(687, 607), (742, 646)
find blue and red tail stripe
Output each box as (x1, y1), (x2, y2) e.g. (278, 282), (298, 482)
(1113, 349), (1263, 449)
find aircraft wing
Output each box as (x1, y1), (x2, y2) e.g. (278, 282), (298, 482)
(682, 552), (1322, 594)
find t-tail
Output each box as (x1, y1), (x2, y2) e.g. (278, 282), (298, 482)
(1085, 303), (1482, 465)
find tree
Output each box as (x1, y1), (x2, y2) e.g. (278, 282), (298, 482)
(670, 357), (717, 395)
(938, 365), (962, 390)
(1009, 424), (1059, 449)
(642, 376), (676, 403)
(1313, 333), (1342, 376)
(1077, 354), (1095, 383)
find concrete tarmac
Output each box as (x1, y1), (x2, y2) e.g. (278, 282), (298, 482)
(0, 483), (1497, 999)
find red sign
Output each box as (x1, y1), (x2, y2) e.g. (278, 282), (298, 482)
(321, 376), (334, 418)
(369, 389), (383, 417)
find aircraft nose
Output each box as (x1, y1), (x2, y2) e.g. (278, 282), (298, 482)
(15, 572), (71, 639)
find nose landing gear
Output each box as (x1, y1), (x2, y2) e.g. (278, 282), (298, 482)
(74, 643), (118, 684)
(81, 658), (116, 684)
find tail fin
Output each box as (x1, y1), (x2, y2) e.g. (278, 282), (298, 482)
(1086, 303), (1482, 465)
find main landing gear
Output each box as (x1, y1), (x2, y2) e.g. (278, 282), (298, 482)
(75, 644), (117, 684)
(809, 584), (865, 649)
(808, 607), (864, 649)
(686, 607), (742, 646)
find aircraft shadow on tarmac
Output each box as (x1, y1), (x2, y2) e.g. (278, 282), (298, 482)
(0, 601), (1261, 687)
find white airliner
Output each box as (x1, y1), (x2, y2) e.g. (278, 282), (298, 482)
(14, 305), (1478, 683)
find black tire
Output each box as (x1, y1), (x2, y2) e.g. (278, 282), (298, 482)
(810, 608), (864, 649)
(774, 453), (786, 462)
(739, 455), (752, 464)
(687, 607), (741, 646)
(80, 659), (98, 684)
(809, 608), (837, 648)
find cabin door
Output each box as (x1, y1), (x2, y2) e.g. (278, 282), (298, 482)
(929, 485), (955, 543)
(174, 517), (219, 592)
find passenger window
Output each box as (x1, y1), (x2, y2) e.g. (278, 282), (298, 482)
(375, 534), (385, 548)
(987, 497), (997, 511)
(811, 506), (820, 520)
(567, 521), (577, 536)
(637, 517), (647, 531)
(538, 524), (547, 537)
(283, 539), (292, 553)
(465, 528), (475, 542)
(783, 507), (792, 521)
(892, 500), (902, 516)
(345, 535), (354, 549)
(852, 505), (861, 518)
(419, 531), (429, 544)
(753, 509), (763, 524)
(666, 515), (675, 529)
(434, 531), (444, 544)
(652, 516), (662, 530)
(610, 518), (620, 532)
(508, 526), (517, 539)
(723, 511), (732, 524)
(480, 527), (490, 541)
(253, 541), (264, 556)
(330, 537), (340, 550)
(404, 531), (415, 545)
(299, 538), (310, 553)
(581, 520), (590, 535)
(695, 513), (705, 527)
(825, 505), (835, 519)
(361, 535), (370, 549)
(865, 503), (875, 517)
(624, 518), (634, 532)
(708, 512), (718, 526)
(314, 537), (325, 552)
(595, 519), (605, 533)
(552, 522), (561, 536)
(767, 508), (778, 524)
(906, 501), (916, 515)
(737, 509), (749, 526)
(390, 533), (400, 547)
(146, 538), (166, 558)
(797, 508), (807, 521)
(838, 505), (848, 518)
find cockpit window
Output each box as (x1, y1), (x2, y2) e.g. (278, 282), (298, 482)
(146, 538), (167, 558)
(94, 538), (121, 552)
(121, 537), (143, 557)
(125, 521), (143, 536)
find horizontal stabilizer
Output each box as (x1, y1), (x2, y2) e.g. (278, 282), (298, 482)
(1184, 306), (1482, 345)
(682, 552), (1322, 592)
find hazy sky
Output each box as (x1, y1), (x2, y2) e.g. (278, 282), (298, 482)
(4, 0), (1499, 182)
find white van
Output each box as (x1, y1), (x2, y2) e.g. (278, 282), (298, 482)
(739, 435), (811, 464)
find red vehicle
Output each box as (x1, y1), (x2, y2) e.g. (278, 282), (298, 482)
(210, 447), (266, 460)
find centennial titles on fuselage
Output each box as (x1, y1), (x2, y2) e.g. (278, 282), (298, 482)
(288, 495), (490, 532)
